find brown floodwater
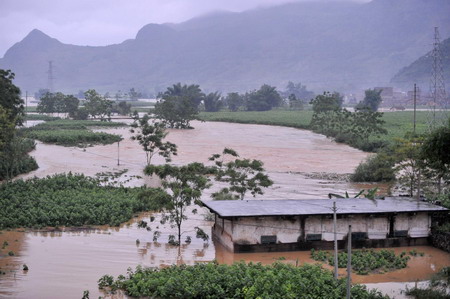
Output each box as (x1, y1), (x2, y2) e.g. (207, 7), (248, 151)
(1, 120), (447, 298)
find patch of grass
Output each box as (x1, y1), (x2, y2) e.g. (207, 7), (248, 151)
(311, 248), (410, 275)
(23, 129), (122, 146)
(20, 119), (126, 146)
(24, 114), (61, 121)
(199, 110), (313, 129)
(100, 262), (388, 298)
(0, 173), (167, 228)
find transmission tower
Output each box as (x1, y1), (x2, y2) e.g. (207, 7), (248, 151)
(47, 60), (55, 92)
(427, 27), (448, 130)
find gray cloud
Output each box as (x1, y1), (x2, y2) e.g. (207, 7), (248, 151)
(0, 0), (369, 57)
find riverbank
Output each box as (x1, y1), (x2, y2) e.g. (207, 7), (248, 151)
(198, 110), (429, 151)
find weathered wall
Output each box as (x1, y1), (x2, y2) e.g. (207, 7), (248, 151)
(232, 216), (301, 244)
(213, 213), (432, 247)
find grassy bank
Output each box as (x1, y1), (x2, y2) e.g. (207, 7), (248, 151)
(0, 173), (165, 228)
(20, 119), (126, 147)
(99, 262), (388, 299)
(199, 110), (428, 148)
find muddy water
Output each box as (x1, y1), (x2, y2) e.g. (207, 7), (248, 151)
(1, 120), (446, 298)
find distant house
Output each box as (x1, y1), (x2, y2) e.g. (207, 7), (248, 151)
(201, 197), (448, 253)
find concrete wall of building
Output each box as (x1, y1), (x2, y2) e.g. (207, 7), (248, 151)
(212, 213), (432, 248)
(232, 216), (301, 244)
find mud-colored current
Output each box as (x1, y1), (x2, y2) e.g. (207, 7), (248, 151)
(1, 121), (448, 298)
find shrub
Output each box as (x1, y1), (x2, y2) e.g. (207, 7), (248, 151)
(351, 153), (396, 182)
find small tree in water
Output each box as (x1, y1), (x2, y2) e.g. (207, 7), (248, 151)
(209, 148), (273, 200)
(130, 113), (177, 165)
(143, 163), (211, 245)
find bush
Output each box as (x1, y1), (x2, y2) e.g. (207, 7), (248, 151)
(101, 262), (388, 299)
(0, 138), (38, 180)
(351, 153), (396, 182)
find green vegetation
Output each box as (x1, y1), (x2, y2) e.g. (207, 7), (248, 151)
(99, 262), (388, 299)
(199, 110), (429, 147)
(23, 129), (122, 146)
(199, 110), (313, 129)
(0, 137), (38, 180)
(143, 163), (211, 245)
(406, 266), (450, 299)
(20, 119), (125, 147)
(130, 113), (177, 165)
(0, 173), (167, 228)
(24, 114), (60, 121)
(311, 248), (412, 275)
(209, 148), (273, 200)
(0, 69), (38, 180)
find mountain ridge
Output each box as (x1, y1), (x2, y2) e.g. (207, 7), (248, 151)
(1, 0), (449, 94)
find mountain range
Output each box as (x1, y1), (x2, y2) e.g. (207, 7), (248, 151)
(1, 0), (449, 95)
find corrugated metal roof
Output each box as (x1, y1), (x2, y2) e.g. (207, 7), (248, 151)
(201, 197), (448, 218)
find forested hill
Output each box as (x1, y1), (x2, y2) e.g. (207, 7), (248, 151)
(390, 37), (450, 90)
(1, 0), (449, 94)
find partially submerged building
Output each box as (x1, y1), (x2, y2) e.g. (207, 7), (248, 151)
(201, 197), (449, 253)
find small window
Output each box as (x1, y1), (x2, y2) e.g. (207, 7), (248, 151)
(261, 235), (277, 244)
(306, 234), (322, 241)
(394, 230), (408, 237)
(351, 232), (367, 240)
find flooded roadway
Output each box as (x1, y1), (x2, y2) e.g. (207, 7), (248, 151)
(1, 121), (448, 298)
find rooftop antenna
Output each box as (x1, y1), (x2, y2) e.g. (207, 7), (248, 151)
(427, 27), (448, 130)
(47, 60), (55, 92)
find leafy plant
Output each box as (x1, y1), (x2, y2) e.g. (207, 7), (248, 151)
(311, 248), (410, 275)
(99, 262), (388, 298)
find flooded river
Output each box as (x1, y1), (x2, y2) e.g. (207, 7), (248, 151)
(1, 121), (448, 298)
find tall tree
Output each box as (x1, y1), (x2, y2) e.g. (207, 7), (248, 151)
(130, 113), (177, 165)
(356, 89), (382, 112)
(283, 81), (315, 102)
(0, 69), (24, 126)
(143, 163), (211, 245)
(155, 83), (205, 129)
(310, 92), (343, 113)
(203, 91), (223, 112)
(245, 84), (282, 111)
(209, 148), (273, 200)
(224, 92), (243, 112)
(84, 89), (113, 121)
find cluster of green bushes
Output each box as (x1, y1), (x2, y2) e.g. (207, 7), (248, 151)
(0, 138), (38, 180)
(20, 120), (125, 147)
(310, 248), (412, 275)
(0, 173), (166, 228)
(98, 262), (388, 299)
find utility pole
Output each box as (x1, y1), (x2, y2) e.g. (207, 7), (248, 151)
(47, 60), (54, 92)
(413, 84), (417, 135)
(346, 225), (352, 299)
(117, 141), (120, 166)
(25, 91), (28, 115)
(333, 201), (338, 280)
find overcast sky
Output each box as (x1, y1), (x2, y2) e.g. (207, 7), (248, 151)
(0, 0), (368, 58)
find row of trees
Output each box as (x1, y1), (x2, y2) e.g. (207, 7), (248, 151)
(37, 90), (131, 120)
(154, 82), (314, 129)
